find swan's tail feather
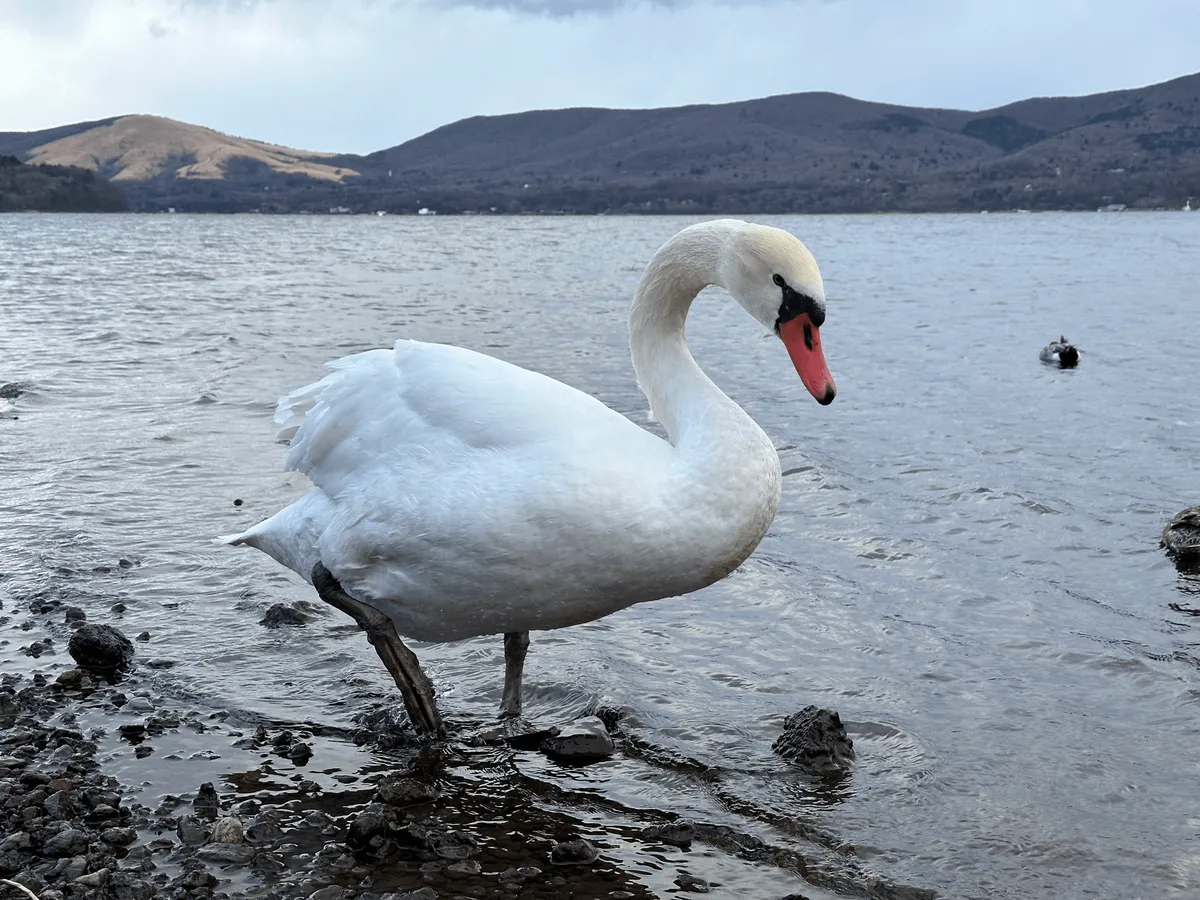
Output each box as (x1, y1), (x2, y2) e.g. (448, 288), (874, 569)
(212, 533), (252, 547)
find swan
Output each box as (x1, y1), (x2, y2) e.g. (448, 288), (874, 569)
(220, 219), (836, 736)
(1039, 335), (1080, 368)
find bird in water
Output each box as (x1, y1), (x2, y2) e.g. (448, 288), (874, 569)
(1162, 507), (1200, 559)
(220, 219), (837, 737)
(1039, 335), (1080, 368)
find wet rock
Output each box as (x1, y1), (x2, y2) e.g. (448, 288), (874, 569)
(43, 789), (76, 821)
(109, 872), (157, 900)
(260, 603), (311, 628)
(447, 858), (482, 875)
(0, 382), (27, 399)
(63, 606), (86, 625)
(75, 867), (111, 889)
(539, 716), (615, 763)
(100, 826), (137, 846)
(288, 741), (313, 764)
(210, 815), (245, 843)
(134, 746), (152, 759)
(177, 815), (209, 845)
(386, 890), (438, 900)
(426, 827), (479, 860)
(549, 838), (599, 866)
(192, 781), (220, 819)
(110, 602), (126, 614)
(54, 669), (84, 689)
(642, 819), (695, 847)
(772, 706), (855, 775)
(135, 631), (150, 642)
(42, 827), (90, 857)
(499, 865), (542, 887)
(675, 872), (711, 893)
(308, 888), (347, 900)
(376, 775), (438, 807)
(67, 623), (134, 672)
(196, 841), (255, 864)
(246, 815), (285, 843)
(346, 804), (392, 856)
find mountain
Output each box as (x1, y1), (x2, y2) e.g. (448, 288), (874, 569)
(0, 154), (128, 212)
(2, 73), (1199, 214)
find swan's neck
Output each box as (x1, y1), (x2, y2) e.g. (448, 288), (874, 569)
(629, 222), (755, 452)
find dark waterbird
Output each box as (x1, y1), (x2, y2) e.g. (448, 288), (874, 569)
(1039, 335), (1080, 368)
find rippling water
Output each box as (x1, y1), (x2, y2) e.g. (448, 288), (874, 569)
(1, 211), (1198, 899)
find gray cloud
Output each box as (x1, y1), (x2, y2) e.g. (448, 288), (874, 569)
(1, 0), (1197, 154)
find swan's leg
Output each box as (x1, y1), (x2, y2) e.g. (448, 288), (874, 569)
(311, 562), (443, 737)
(499, 631), (530, 719)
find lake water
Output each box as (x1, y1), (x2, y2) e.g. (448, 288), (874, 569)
(1, 211), (1198, 899)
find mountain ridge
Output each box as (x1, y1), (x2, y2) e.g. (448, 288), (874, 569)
(3, 72), (1198, 213)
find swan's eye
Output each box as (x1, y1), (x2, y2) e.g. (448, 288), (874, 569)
(773, 274), (786, 288)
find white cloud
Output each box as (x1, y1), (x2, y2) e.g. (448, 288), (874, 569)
(1, 0), (1198, 154)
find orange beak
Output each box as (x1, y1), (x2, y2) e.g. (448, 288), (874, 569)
(779, 314), (836, 405)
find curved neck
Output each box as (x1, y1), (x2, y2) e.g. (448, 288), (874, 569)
(628, 222), (751, 450)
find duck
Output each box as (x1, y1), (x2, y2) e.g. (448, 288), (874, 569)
(1162, 507), (1200, 559)
(1039, 335), (1080, 368)
(220, 219), (837, 736)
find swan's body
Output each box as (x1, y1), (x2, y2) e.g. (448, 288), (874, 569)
(222, 219), (836, 732)
(228, 338), (778, 642)
(1039, 335), (1080, 368)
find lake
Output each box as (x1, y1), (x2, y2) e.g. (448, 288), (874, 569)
(1, 211), (1198, 899)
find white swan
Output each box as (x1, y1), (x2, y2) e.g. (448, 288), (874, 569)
(221, 219), (836, 735)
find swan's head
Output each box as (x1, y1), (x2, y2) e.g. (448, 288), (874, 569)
(719, 223), (836, 405)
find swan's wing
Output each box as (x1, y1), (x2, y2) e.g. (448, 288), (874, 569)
(276, 339), (641, 499)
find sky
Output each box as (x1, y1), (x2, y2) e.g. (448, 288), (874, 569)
(2, 0), (1199, 154)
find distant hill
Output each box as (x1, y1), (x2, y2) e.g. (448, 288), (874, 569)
(2, 73), (1199, 214)
(0, 154), (128, 212)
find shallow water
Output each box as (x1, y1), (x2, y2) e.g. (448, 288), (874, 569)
(1, 211), (1198, 899)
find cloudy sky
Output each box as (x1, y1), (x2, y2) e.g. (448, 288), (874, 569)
(2, 0), (1198, 154)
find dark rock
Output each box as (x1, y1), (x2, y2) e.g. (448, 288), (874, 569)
(245, 816), (284, 843)
(195, 842), (255, 864)
(42, 789), (75, 820)
(259, 603), (310, 628)
(134, 746), (153, 759)
(135, 631), (150, 642)
(346, 805), (392, 856)
(675, 872), (710, 893)
(288, 741), (313, 764)
(110, 602), (126, 614)
(376, 775), (438, 807)
(192, 781), (219, 819)
(426, 827), (478, 860)
(642, 819), (695, 847)
(772, 706), (855, 774)
(67, 624), (134, 672)
(74, 868), (111, 890)
(177, 815), (209, 845)
(0, 382), (27, 400)
(42, 827), (90, 857)
(100, 826), (137, 846)
(63, 607), (86, 624)
(539, 716), (615, 763)
(549, 838), (598, 866)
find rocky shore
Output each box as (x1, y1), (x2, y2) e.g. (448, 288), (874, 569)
(1, 580), (931, 900)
